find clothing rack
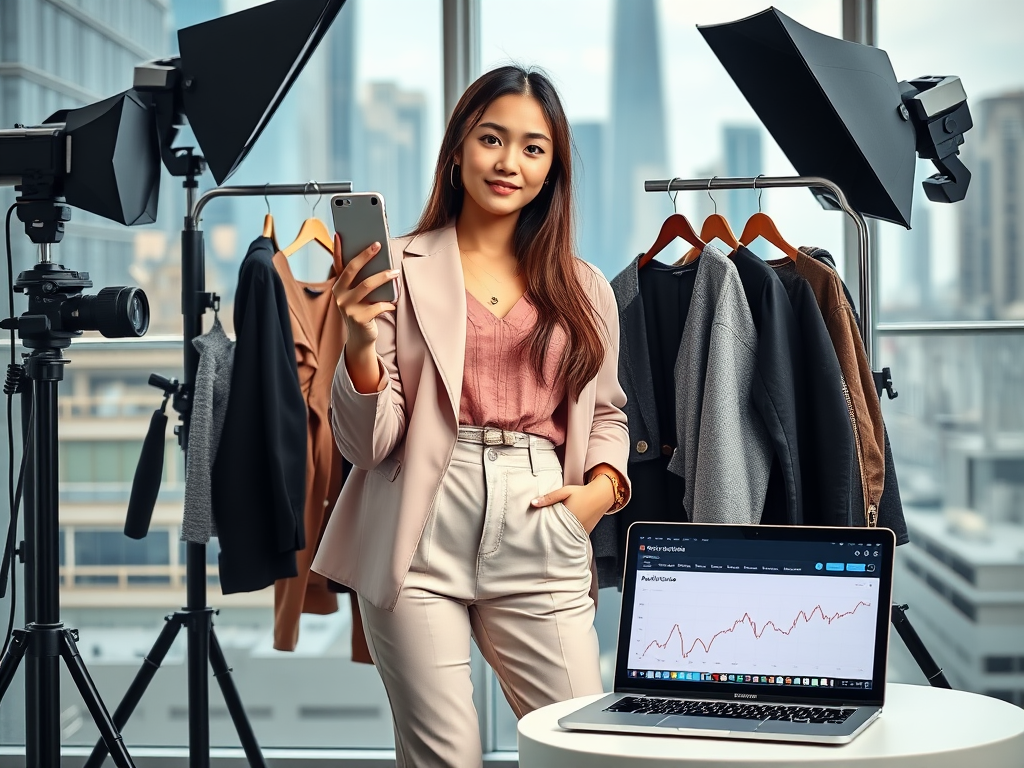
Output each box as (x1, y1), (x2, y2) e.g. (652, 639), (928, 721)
(645, 175), (951, 689)
(644, 175), (874, 368)
(87, 180), (352, 768)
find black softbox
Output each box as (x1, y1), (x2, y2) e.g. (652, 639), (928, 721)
(177, 0), (345, 185)
(699, 8), (917, 227)
(46, 90), (161, 226)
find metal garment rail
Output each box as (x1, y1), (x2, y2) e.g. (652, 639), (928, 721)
(186, 181), (354, 634)
(87, 180), (352, 768)
(185, 180), (352, 747)
(644, 176), (874, 367)
(192, 181), (354, 224)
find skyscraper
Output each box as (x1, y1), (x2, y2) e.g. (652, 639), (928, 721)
(355, 82), (427, 236)
(0, 0), (168, 287)
(605, 0), (668, 272)
(571, 121), (606, 269)
(722, 125), (763, 227)
(328, 0), (358, 182)
(958, 92), (1024, 320)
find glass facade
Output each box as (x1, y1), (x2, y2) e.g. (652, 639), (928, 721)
(0, 0), (1021, 762)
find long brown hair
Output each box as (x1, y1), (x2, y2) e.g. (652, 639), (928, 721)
(409, 65), (604, 401)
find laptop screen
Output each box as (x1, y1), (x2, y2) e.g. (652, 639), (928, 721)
(614, 523), (895, 704)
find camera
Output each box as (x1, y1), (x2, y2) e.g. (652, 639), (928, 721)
(4, 263), (149, 350)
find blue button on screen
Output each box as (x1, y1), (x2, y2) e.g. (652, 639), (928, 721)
(825, 563), (844, 571)
(846, 563), (866, 572)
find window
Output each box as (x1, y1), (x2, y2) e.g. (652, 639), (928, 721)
(877, 0), (1024, 707)
(482, 0), (852, 748)
(61, 441), (143, 485)
(985, 656), (1017, 674)
(1, 0), (444, 754)
(70, 528), (172, 586)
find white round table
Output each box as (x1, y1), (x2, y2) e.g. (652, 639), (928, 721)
(517, 683), (1024, 767)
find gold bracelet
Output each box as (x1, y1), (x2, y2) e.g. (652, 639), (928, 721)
(594, 470), (625, 512)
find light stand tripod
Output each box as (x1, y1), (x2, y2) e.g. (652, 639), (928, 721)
(85, 165), (354, 767)
(85, 159), (266, 768)
(0, 199), (141, 768)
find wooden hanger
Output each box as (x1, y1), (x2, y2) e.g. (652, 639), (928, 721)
(639, 181), (706, 268)
(739, 212), (799, 261)
(261, 186), (280, 251)
(679, 179), (739, 265)
(281, 182), (339, 266)
(739, 180), (799, 261)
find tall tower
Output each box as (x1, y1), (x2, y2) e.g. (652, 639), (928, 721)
(355, 82), (427, 236)
(958, 92), (1024, 319)
(329, 0), (358, 182)
(605, 0), (668, 271)
(722, 125), (763, 227)
(572, 121), (606, 269)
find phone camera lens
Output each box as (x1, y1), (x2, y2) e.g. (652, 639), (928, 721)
(370, 197), (378, 206)
(334, 198), (341, 206)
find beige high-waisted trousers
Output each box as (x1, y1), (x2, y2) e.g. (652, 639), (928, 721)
(358, 427), (602, 768)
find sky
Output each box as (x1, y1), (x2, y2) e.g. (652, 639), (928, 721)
(229, 0), (1024, 302)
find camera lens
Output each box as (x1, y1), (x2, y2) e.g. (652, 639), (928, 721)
(334, 198), (341, 206)
(371, 197), (378, 206)
(62, 286), (150, 338)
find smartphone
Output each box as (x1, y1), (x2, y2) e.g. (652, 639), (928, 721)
(331, 192), (397, 303)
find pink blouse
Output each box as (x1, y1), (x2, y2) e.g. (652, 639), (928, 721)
(459, 291), (568, 446)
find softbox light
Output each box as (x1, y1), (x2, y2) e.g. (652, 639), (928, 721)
(699, 8), (917, 227)
(44, 89), (161, 226)
(177, 0), (346, 185)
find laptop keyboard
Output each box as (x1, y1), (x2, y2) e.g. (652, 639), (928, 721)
(606, 696), (856, 724)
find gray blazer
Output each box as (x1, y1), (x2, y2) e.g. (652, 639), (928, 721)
(612, 246), (771, 524)
(182, 318), (235, 543)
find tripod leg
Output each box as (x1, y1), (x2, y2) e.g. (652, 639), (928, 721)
(210, 628), (268, 768)
(59, 629), (137, 768)
(84, 614), (184, 768)
(0, 629), (28, 697)
(891, 604), (952, 689)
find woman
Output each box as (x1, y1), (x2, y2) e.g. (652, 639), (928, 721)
(312, 65), (630, 768)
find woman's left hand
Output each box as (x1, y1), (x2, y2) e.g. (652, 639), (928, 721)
(531, 480), (613, 534)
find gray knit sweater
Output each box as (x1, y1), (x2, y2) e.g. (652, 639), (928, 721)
(181, 319), (235, 543)
(668, 244), (772, 523)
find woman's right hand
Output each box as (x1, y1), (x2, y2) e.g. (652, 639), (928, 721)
(332, 234), (399, 351)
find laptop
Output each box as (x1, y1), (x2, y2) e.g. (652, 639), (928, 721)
(560, 522), (895, 745)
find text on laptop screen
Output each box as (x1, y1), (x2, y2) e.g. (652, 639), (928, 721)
(625, 534), (884, 691)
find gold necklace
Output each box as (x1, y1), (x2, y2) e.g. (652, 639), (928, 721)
(460, 250), (509, 306)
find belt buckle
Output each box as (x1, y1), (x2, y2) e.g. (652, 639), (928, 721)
(501, 429), (517, 446)
(482, 427), (503, 446)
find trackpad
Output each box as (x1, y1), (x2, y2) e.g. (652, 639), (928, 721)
(657, 715), (762, 732)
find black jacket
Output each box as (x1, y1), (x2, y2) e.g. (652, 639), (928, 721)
(211, 236), (308, 593)
(771, 267), (860, 529)
(732, 247), (803, 526)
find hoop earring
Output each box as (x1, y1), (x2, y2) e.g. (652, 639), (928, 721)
(450, 163), (462, 190)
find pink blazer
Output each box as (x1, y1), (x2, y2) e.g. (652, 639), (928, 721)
(310, 224), (630, 611)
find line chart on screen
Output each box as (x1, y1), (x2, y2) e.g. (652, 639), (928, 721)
(627, 571), (879, 678)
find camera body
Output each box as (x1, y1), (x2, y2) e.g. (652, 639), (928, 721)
(6, 264), (149, 350)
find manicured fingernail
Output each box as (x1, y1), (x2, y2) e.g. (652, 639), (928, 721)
(388, 269), (400, 277)
(372, 241), (381, 251)
(531, 498), (541, 506)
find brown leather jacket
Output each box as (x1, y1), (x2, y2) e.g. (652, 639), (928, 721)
(788, 247), (886, 527)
